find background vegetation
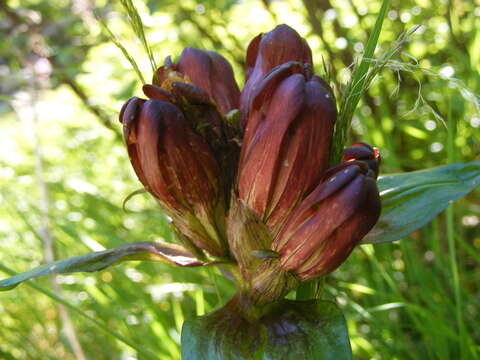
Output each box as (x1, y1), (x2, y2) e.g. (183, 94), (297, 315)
(0, 0), (479, 359)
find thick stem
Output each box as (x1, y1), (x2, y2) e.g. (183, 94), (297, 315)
(225, 291), (290, 323)
(249, 260), (300, 307)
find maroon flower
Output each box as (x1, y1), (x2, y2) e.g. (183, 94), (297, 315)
(272, 158), (381, 281)
(144, 48), (243, 199)
(119, 24), (383, 304)
(154, 48), (240, 115)
(119, 97), (227, 256)
(237, 62), (336, 235)
(343, 142), (381, 178)
(240, 24), (313, 129)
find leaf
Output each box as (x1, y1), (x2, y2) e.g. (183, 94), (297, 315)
(363, 162), (480, 244)
(332, 0), (391, 162)
(0, 241), (208, 291)
(122, 188), (147, 212)
(181, 295), (352, 360)
(250, 249), (279, 259)
(96, 13), (146, 85)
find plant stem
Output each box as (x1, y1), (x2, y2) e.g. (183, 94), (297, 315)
(207, 267), (224, 306)
(446, 95), (466, 359)
(296, 278), (323, 301)
(296, 280), (316, 301)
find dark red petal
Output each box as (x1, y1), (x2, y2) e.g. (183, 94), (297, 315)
(120, 97), (143, 143)
(240, 24), (314, 130)
(250, 61), (304, 114)
(343, 143), (381, 178)
(265, 77), (336, 233)
(343, 144), (374, 161)
(256, 24), (313, 72)
(170, 81), (211, 105)
(177, 47), (240, 113)
(298, 177), (381, 279)
(277, 174), (367, 271)
(135, 100), (181, 208)
(238, 74), (306, 218)
(241, 63), (304, 153)
(245, 33), (262, 80)
(142, 84), (176, 102)
(119, 97), (148, 188)
(310, 164), (362, 207)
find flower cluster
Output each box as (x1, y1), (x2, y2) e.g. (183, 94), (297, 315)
(119, 24), (381, 305)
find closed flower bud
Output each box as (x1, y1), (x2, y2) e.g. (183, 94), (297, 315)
(343, 142), (381, 178)
(154, 48), (240, 114)
(238, 64), (336, 235)
(272, 161), (381, 281)
(119, 97), (227, 256)
(150, 50), (242, 195)
(240, 24), (313, 128)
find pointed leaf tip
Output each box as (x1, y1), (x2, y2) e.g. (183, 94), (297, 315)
(0, 241), (208, 291)
(364, 162), (480, 244)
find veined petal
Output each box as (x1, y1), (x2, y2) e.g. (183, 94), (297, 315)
(272, 161), (381, 278)
(177, 47), (240, 114)
(298, 176), (381, 279)
(240, 24), (313, 129)
(238, 74), (305, 218)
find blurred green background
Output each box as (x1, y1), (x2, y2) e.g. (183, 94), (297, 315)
(0, 0), (479, 359)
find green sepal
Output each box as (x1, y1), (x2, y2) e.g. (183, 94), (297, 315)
(227, 197), (274, 282)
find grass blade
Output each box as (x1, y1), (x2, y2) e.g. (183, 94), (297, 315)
(119, 0), (157, 74)
(97, 16), (146, 84)
(331, 0), (391, 162)
(446, 96), (468, 359)
(0, 264), (159, 360)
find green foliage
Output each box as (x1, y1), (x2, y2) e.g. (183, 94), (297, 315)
(364, 162), (480, 244)
(332, 0), (390, 163)
(0, 0), (479, 359)
(0, 241), (212, 291)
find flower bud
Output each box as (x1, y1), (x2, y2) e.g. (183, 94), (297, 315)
(240, 24), (313, 128)
(272, 161), (381, 281)
(150, 50), (242, 199)
(238, 64), (336, 235)
(155, 48), (240, 114)
(343, 142), (381, 178)
(119, 97), (227, 256)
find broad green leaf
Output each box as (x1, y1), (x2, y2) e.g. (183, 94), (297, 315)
(364, 162), (480, 244)
(181, 296), (352, 360)
(0, 241), (206, 291)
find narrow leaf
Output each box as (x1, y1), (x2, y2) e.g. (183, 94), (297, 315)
(332, 0), (391, 162)
(119, 0), (157, 73)
(251, 249), (279, 259)
(0, 241), (207, 291)
(363, 162), (480, 244)
(97, 16), (146, 84)
(122, 188), (147, 212)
